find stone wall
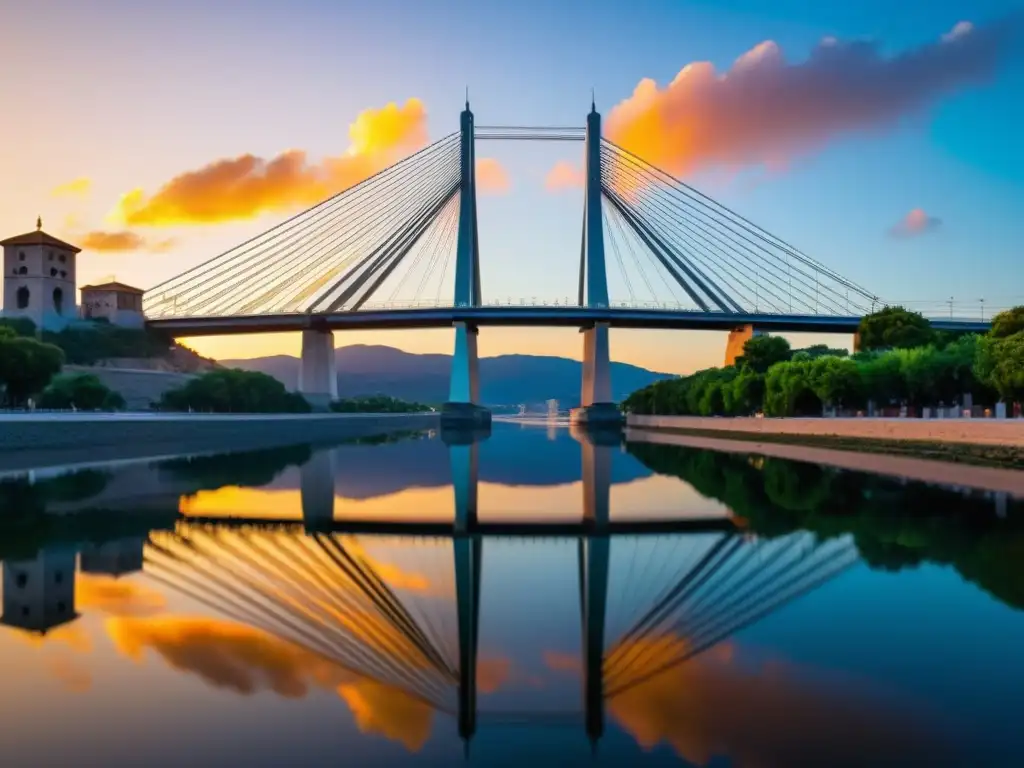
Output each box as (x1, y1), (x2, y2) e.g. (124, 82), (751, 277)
(0, 412), (439, 471)
(627, 414), (1024, 447)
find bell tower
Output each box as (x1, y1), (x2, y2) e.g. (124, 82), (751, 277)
(1, 217), (80, 330)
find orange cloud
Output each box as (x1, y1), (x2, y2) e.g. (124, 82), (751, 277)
(112, 99), (428, 227)
(78, 230), (178, 253)
(544, 160), (585, 191)
(542, 650), (581, 674)
(477, 655), (512, 694)
(475, 157), (510, 193)
(605, 19), (1019, 177)
(107, 614), (435, 750)
(606, 636), (956, 765)
(52, 177), (91, 198)
(45, 655), (93, 693)
(76, 573), (167, 616)
(889, 208), (941, 238)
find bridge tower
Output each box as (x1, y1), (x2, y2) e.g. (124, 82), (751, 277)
(442, 101), (491, 428)
(571, 102), (622, 426)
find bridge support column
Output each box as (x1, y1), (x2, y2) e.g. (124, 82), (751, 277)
(580, 436), (612, 531)
(571, 323), (622, 425)
(298, 329), (337, 411)
(449, 440), (480, 533)
(579, 533), (609, 749)
(300, 449), (335, 533)
(724, 324), (765, 367)
(456, 534), (482, 751)
(442, 322), (490, 427)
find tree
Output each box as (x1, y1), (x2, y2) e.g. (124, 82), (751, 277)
(977, 331), (1024, 404)
(857, 306), (935, 351)
(0, 333), (65, 406)
(37, 373), (126, 411)
(764, 360), (821, 417)
(989, 306), (1024, 339)
(858, 352), (906, 406)
(809, 356), (862, 409)
(159, 369), (311, 413)
(330, 395), (431, 413)
(724, 369), (765, 415)
(792, 344), (849, 361)
(735, 335), (792, 373)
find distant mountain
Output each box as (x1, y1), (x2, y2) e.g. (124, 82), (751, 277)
(220, 344), (672, 406)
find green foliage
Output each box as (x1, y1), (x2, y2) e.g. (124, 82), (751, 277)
(37, 373), (126, 411)
(764, 360), (822, 417)
(989, 307), (1024, 339)
(42, 325), (172, 365)
(0, 317), (37, 337)
(627, 442), (1024, 608)
(330, 395), (431, 413)
(808, 356), (862, 408)
(857, 306), (935, 351)
(724, 369), (765, 416)
(0, 334), (65, 405)
(736, 335), (791, 373)
(791, 344), (848, 361)
(977, 331), (1024, 404)
(162, 445), (313, 490)
(160, 368), (311, 413)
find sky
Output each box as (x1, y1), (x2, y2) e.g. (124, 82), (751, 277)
(1, 0), (1022, 374)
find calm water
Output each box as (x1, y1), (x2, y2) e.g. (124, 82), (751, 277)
(1, 421), (1023, 767)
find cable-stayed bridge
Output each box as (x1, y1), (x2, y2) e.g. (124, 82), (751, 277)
(143, 103), (988, 419)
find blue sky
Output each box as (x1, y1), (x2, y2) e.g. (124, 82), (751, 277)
(1, 0), (1021, 371)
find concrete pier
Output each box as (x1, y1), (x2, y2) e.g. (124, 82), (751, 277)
(441, 322), (491, 428)
(298, 328), (338, 411)
(724, 324), (765, 367)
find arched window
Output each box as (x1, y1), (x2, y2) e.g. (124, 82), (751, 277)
(18, 251), (25, 262)
(17, 266), (27, 275)
(59, 254), (66, 263)
(16, 286), (29, 309)
(47, 251), (54, 261)
(50, 267), (58, 277)
(60, 270), (67, 278)
(53, 287), (64, 315)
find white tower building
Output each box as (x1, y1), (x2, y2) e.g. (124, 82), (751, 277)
(1, 218), (80, 331)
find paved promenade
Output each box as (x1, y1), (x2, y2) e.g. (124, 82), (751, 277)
(627, 414), (1024, 447)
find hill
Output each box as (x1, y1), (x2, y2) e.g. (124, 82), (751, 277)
(221, 344), (672, 406)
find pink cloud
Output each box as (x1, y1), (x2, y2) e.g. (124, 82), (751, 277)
(476, 157), (510, 194)
(604, 18), (1020, 176)
(889, 208), (941, 238)
(544, 160), (585, 192)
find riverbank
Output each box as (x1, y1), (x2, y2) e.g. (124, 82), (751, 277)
(627, 415), (1024, 470)
(0, 412), (439, 471)
(625, 428), (1024, 496)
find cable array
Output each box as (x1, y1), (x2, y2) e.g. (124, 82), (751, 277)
(599, 140), (879, 315)
(475, 126), (585, 142)
(143, 524), (459, 712)
(144, 133), (463, 319)
(602, 531), (857, 699)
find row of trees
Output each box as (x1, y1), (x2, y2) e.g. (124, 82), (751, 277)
(623, 306), (1024, 417)
(330, 395), (432, 413)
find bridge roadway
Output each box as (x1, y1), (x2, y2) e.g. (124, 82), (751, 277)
(146, 305), (991, 336)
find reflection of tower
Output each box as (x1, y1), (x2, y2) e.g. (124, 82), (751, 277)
(580, 534), (609, 749)
(546, 399), (559, 419)
(580, 438), (612, 531)
(1, 546), (78, 634)
(455, 534), (481, 752)
(301, 449), (336, 533)
(80, 537), (146, 576)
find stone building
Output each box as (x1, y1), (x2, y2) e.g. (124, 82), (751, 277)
(80, 281), (145, 328)
(1, 218), (79, 330)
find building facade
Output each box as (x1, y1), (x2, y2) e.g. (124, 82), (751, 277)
(80, 281), (145, 328)
(1, 219), (80, 331)
(1, 546), (79, 635)
(1, 219), (146, 330)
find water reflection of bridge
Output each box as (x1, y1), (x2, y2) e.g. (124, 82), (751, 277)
(142, 426), (857, 751)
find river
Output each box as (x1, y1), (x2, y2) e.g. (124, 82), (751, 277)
(0, 420), (1022, 766)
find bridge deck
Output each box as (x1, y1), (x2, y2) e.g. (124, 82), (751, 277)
(147, 305), (990, 336)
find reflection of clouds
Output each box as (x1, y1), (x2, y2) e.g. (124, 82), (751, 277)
(338, 679), (433, 752)
(605, 636), (955, 766)
(477, 656), (512, 694)
(77, 574), (166, 616)
(542, 650), (581, 675)
(105, 615), (438, 752)
(45, 655), (93, 693)
(107, 616), (342, 697)
(9, 623), (94, 693)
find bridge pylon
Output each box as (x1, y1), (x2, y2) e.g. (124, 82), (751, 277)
(571, 103), (622, 427)
(298, 327), (338, 411)
(442, 101), (491, 428)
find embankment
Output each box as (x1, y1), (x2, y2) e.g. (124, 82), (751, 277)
(626, 414), (1024, 470)
(0, 412), (438, 471)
